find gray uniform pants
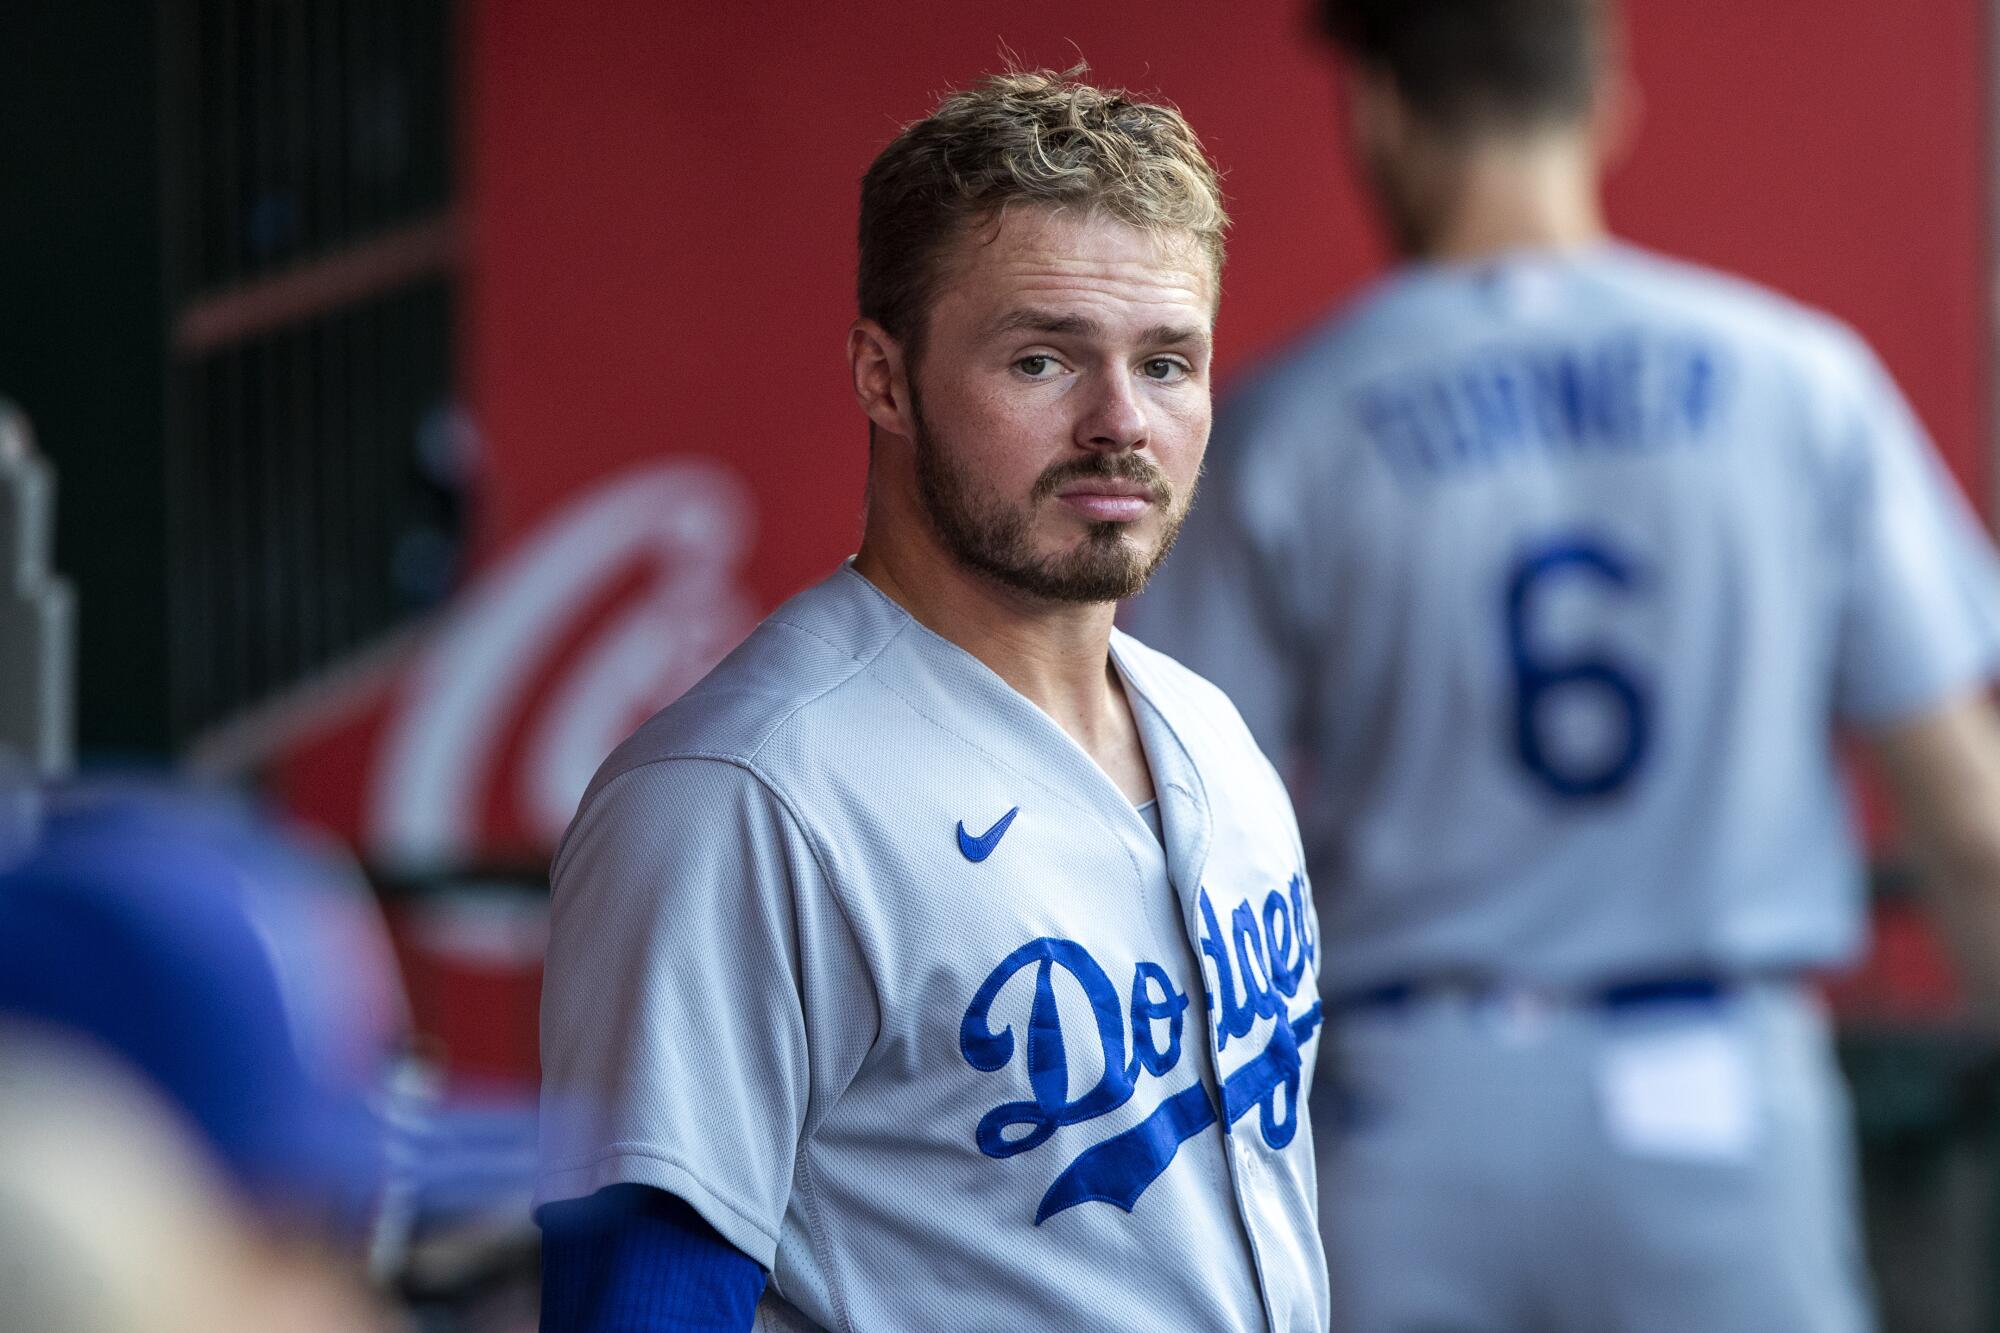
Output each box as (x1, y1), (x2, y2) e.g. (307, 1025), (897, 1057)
(1314, 983), (1873, 1332)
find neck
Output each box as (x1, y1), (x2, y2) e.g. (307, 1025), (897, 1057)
(1410, 134), (1606, 262)
(853, 478), (1126, 745)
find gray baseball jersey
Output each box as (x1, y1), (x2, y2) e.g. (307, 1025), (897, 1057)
(537, 562), (1328, 1331)
(1128, 242), (2000, 990)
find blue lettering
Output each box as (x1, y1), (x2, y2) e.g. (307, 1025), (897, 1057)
(1358, 386), (1435, 481)
(1679, 342), (1719, 434)
(1596, 334), (1645, 442)
(1420, 378), (1478, 465)
(1231, 899), (1281, 1022)
(1528, 351), (1588, 444)
(1364, 332), (1730, 487)
(1034, 1000), (1326, 1221)
(962, 877), (1321, 1224)
(1199, 888), (1257, 1051)
(1223, 1000), (1324, 1150)
(1461, 363), (1528, 460)
(960, 938), (1134, 1158)
(1129, 961), (1187, 1077)
(1263, 874), (1313, 998)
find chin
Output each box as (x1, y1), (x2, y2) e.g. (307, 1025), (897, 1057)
(1040, 528), (1163, 602)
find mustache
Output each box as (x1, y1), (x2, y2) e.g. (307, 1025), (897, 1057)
(1029, 454), (1173, 506)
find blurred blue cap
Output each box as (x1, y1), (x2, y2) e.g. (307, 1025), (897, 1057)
(0, 785), (409, 1228)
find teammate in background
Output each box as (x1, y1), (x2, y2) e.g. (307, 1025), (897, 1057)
(536, 70), (1328, 1331)
(1123, 1), (2000, 1328)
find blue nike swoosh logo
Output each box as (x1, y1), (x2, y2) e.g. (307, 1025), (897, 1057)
(957, 807), (1020, 863)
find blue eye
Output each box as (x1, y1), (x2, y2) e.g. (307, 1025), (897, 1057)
(1017, 355), (1056, 378)
(1143, 358), (1188, 382)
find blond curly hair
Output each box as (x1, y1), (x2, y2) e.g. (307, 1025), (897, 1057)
(858, 67), (1227, 358)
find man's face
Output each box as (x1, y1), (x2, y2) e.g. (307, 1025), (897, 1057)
(903, 206), (1214, 603)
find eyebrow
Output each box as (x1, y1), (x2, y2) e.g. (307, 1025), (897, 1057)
(990, 308), (1100, 338)
(988, 308), (1211, 350)
(1140, 323), (1212, 350)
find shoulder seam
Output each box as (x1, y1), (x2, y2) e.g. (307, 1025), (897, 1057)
(739, 614), (912, 765)
(583, 753), (849, 923)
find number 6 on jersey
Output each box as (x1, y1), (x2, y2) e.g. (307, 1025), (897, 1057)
(1504, 535), (1652, 801)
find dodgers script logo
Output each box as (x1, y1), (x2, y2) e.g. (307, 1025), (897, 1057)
(960, 874), (1323, 1224)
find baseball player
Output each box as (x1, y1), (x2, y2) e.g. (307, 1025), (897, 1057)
(535, 71), (1329, 1331)
(1124, 2), (2000, 1330)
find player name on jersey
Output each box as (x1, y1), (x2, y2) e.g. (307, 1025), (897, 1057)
(1356, 328), (1724, 483)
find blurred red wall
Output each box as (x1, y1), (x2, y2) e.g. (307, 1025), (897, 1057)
(1611, 2), (1988, 502)
(466, 0), (1989, 571)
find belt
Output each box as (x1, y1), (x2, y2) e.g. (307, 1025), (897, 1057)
(1326, 972), (1732, 1017)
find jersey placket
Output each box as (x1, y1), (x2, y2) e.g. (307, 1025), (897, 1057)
(1121, 659), (1294, 1333)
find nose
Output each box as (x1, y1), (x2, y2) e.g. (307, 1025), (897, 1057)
(1075, 371), (1148, 453)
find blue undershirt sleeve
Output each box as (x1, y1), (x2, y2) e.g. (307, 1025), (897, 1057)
(539, 1184), (767, 1332)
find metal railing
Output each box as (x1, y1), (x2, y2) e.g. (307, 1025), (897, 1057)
(0, 403), (73, 780)
(160, 0), (459, 741)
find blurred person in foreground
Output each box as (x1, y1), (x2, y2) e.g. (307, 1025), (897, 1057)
(538, 69), (1327, 1331)
(0, 787), (409, 1331)
(0, 1028), (381, 1333)
(1124, 1), (2000, 1328)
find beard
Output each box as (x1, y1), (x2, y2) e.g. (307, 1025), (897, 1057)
(909, 391), (1194, 604)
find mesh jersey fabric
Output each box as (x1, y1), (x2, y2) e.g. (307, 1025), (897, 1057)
(538, 562), (1328, 1332)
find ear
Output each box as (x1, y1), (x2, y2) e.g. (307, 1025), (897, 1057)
(848, 319), (916, 440)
